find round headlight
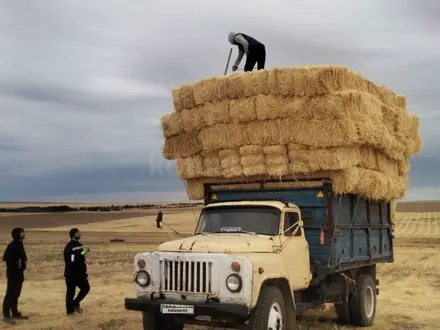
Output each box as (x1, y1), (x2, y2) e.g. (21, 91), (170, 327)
(135, 270), (150, 287)
(226, 274), (242, 292)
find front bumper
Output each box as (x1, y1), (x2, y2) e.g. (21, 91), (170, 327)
(125, 297), (249, 319)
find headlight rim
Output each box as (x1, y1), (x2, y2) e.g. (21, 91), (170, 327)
(225, 273), (242, 292)
(135, 269), (151, 287)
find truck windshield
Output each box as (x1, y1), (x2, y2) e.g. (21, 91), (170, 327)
(194, 206), (281, 236)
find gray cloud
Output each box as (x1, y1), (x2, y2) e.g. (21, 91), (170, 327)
(0, 0), (439, 202)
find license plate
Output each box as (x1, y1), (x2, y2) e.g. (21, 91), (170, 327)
(160, 304), (195, 314)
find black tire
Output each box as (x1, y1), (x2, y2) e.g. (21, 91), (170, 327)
(349, 274), (377, 327)
(142, 312), (184, 330)
(249, 285), (292, 330)
(335, 299), (352, 325)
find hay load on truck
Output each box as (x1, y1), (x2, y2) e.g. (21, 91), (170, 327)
(124, 65), (422, 330)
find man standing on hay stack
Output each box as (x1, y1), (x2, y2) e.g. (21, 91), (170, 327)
(228, 31), (266, 72)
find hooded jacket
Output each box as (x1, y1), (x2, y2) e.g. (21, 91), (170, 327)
(228, 32), (264, 68)
(2, 227), (27, 278)
(64, 238), (88, 278)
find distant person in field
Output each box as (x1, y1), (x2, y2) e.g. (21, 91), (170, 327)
(228, 32), (266, 72)
(2, 227), (29, 325)
(156, 211), (163, 228)
(64, 228), (90, 317)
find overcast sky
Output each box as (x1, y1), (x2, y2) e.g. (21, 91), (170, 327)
(0, 0), (439, 203)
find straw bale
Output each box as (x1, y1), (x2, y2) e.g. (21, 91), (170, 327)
(358, 146), (377, 170)
(279, 97), (306, 119)
(364, 80), (381, 105)
(266, 68), (280, 95)
(226, 70), (270, 99)
(185, 179), (205, 200)
(179, 84), (196, 110)
(199, 123), (249, 151)
(263, 145), (288, 165)
(263, 145), (289, 176)
(306, 66), (353, 96)
(242, 162), (266, 177)
(239, 145), (266, 177)
(276, 67), (309, 97)
(193, 76), (228, 104)
(255, 95), (284, 120)
(162, 133), (200, 160)
(399, 114), (422, 156)
(200, 151), (222, 177)
(278, 118), (359, 147)
(203, 100), (230, 126)
(390, 200), (397, 222)
(287, 144), (312, 173)
(351, 91), (384, 123)
(398, 159), (410, 176)
(407, 115), (422, 156)
(331, 167), (407, 201)
(375, 152), (398, 177)
(287, 144), (360, 173)
(395, 110), (411, 141)
(377, 85), (398, 108)
(218, 149), (240, 160)
(396, 95), (406, 110)
(183, 165), (408, 201)
(246, 120), (284, 146)
(181, 108), (203, 134)
(347, 72), (369, 91)
(172, 88), (183, 112)
(381, 105), (398, 134)
(285, 91), (383, 121)
(229, 97), (257, 123)
(161, 112), (183, 138)
(239, 145), (263, 156)
(176, 155), (203, 179)
(192, 80), (207, 106)
(219, 149), (243, 178)
(308, 146), (360, 172)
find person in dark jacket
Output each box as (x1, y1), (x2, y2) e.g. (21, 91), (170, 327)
(64, 228), (90, 316)
(156, 211), (163, 228)
(2, 227), (29, 325)
(228, 31), (266, 72)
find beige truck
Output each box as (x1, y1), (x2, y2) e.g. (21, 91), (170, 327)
(124, 178), (394, 330)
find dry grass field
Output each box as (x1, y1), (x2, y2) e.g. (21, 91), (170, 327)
(0, 202), (439, 329)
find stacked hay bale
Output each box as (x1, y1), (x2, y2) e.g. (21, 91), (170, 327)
(161, 65), (422, 203)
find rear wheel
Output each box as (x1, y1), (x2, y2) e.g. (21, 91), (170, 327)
(349, 274), (376, 327)
(142, 312), (184, 330)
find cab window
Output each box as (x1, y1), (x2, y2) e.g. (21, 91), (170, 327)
(283, 212), (301, 237)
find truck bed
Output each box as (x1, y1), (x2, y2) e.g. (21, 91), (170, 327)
(202, 178), (394, 278)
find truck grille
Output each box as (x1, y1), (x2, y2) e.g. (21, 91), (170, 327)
(160, 260), (213, 293)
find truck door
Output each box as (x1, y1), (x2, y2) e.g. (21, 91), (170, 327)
(279, 210), (312, 291)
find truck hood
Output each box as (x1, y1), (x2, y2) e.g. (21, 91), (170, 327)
(157, 234), (276, 253)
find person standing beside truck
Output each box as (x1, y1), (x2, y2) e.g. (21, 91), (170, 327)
(228, 31), (266, 72)
(64, 228), (91, 316)
(2, 227), (29, 325)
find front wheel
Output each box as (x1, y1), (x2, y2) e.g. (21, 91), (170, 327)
(142, 312), (184, 330)
(249, 286), (290, 330)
